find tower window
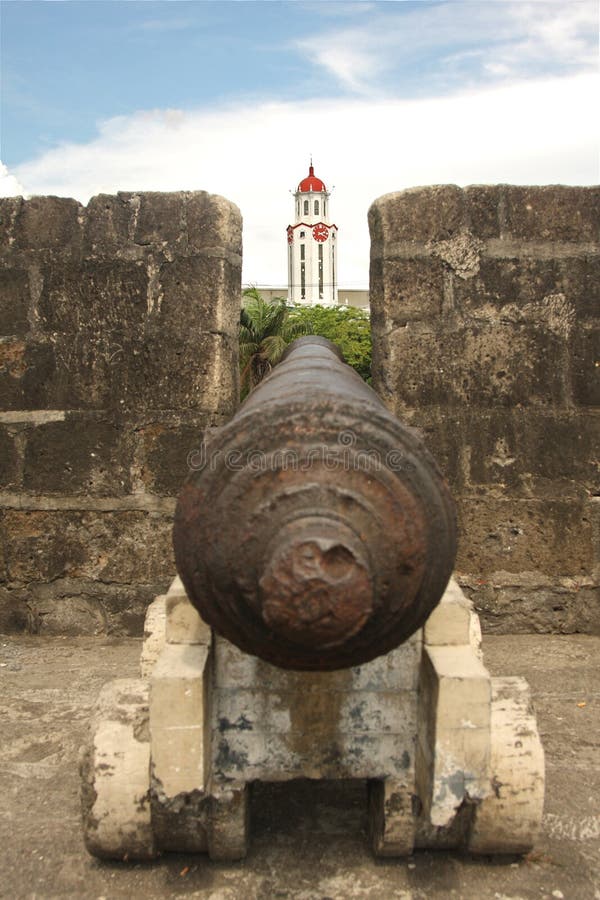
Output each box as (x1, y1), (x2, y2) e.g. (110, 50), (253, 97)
(300, 231), (305, 238)
(332, 246), (336, 294)
(314, 200), (319, 215)
(300, 244), (305, 260)
(318, 244), (323, 299)
(301, 262), (305, 299)
(303, 199), (309, 215)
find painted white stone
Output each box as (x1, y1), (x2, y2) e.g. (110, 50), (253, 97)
(424, 579), (474, 647)
(150, 643), (211, 799)
(166, 591), (211, 645)
(214, 631), (421, 692)
(167, 575), (185, 596)
(85, 578), (545, 859)
(417, 645), (491, 827)
(140, 595), (166, 678)
(469, 676), (545, 854)
(81, 678), (155, 860)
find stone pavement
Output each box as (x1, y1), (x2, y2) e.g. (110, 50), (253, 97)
(0, 633), (598, 900)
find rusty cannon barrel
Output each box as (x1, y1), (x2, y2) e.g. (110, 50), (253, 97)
(173, 336), (457, 671)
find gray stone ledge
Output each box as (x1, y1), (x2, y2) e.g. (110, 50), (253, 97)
(0, 491), (176, 514)
(0, 410), (66, 425)
(372, 239), (599, 261)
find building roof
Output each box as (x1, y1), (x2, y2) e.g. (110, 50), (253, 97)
(297, 164), (326, 193)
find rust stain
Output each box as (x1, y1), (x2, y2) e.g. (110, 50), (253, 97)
(0, 340), (27, 378)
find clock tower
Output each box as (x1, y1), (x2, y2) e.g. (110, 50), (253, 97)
(287, 162), (338, 306)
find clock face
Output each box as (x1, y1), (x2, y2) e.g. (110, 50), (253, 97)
(287, 226), (294, 244)
(312, 223), (329, 242)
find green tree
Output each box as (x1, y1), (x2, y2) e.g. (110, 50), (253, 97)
(288, 304), (372, 381)
(239, 287), (310, 396)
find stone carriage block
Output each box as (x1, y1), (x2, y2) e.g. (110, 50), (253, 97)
(83, 569), (545, 861)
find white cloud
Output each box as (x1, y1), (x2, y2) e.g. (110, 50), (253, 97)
(0, 162), (25, 198)
(294, 1), (598, 94)
(13, 73), (600, 288)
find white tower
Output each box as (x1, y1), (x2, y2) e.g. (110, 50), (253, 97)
(287, 162), (338, 306)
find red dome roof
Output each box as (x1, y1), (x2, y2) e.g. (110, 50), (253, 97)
(298, 164), (326, 193)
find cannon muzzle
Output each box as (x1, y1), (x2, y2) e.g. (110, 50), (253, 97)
(173, 336), (456, 670)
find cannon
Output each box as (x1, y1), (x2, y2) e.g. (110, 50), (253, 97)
(81, 337), (544, 862)
(173, 336), (457, 671)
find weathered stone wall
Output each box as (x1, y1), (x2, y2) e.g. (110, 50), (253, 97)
(369, 185), (599, 634)
(0, 192), (241, 635)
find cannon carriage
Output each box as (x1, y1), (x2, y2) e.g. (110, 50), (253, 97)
(81, 337), (544, 860)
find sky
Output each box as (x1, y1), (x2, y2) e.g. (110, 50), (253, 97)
(1, 1), (598, 289)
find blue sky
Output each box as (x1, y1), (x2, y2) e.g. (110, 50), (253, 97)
(1, 1), (598, 286)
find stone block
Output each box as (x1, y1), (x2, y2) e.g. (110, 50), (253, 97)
(158, 255), (241, 338)
(555, 253), (600, 321)
(214, 632), (421, 693)
(37, 259), (148, 336)
(424, 578), (473, 646)
(13, 196), (83, 255)
(150, 642), (211, 798)
(213, 729), (414, 782)
(37, 594), (108, 635)
(22, 416), (133, 496)
(83, 193), (138, 257)
(590, 496), (600, 575)
(166, 590), (211, 645)
(503, 185), (600, 242)
(417, 645), (491, 827)
(409, 406), (598, 498)
(0, 425), (20, 488)
(2, 509), (174, 585)
(0, 268), (30, 336)
(368, 778), (416, 857)
(81, 678), (156, 860)
(0, 338), (56, 411)
(26, 578), (161, 637)
(462, 408), (598, 497)
(133, 192), (185, 247)
(138, 422), (212, 496)
(140, 594), (167, 677)
(84, 189), (241, 262)
(0, 197), (23, 257)
(456, 496), (595, 578)
(463, 185), (503, 239)
(0, 586), (31, 632)
(207, 783), (249, 861)
(571, 324), (600, 407)
(469, 677), (545, 854)
(452, 255), (564, 314)
(186, 191), (243, 256)
(349, 633), (422, 691)
(167, 574), (185, 595)
(369, 185), (464, 245)
(48, 324), (238, 417)
(384, 321), (569, 408)
(215, 687), (416, 738)
(372, 257), (445, 325)
(461, 570), (600, 635)
(104, 332), (238, 414)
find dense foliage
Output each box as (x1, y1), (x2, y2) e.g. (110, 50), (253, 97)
(288, 304), (372, 382)
(239, 287), (310, 397)
(239, 291), (372, 395)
